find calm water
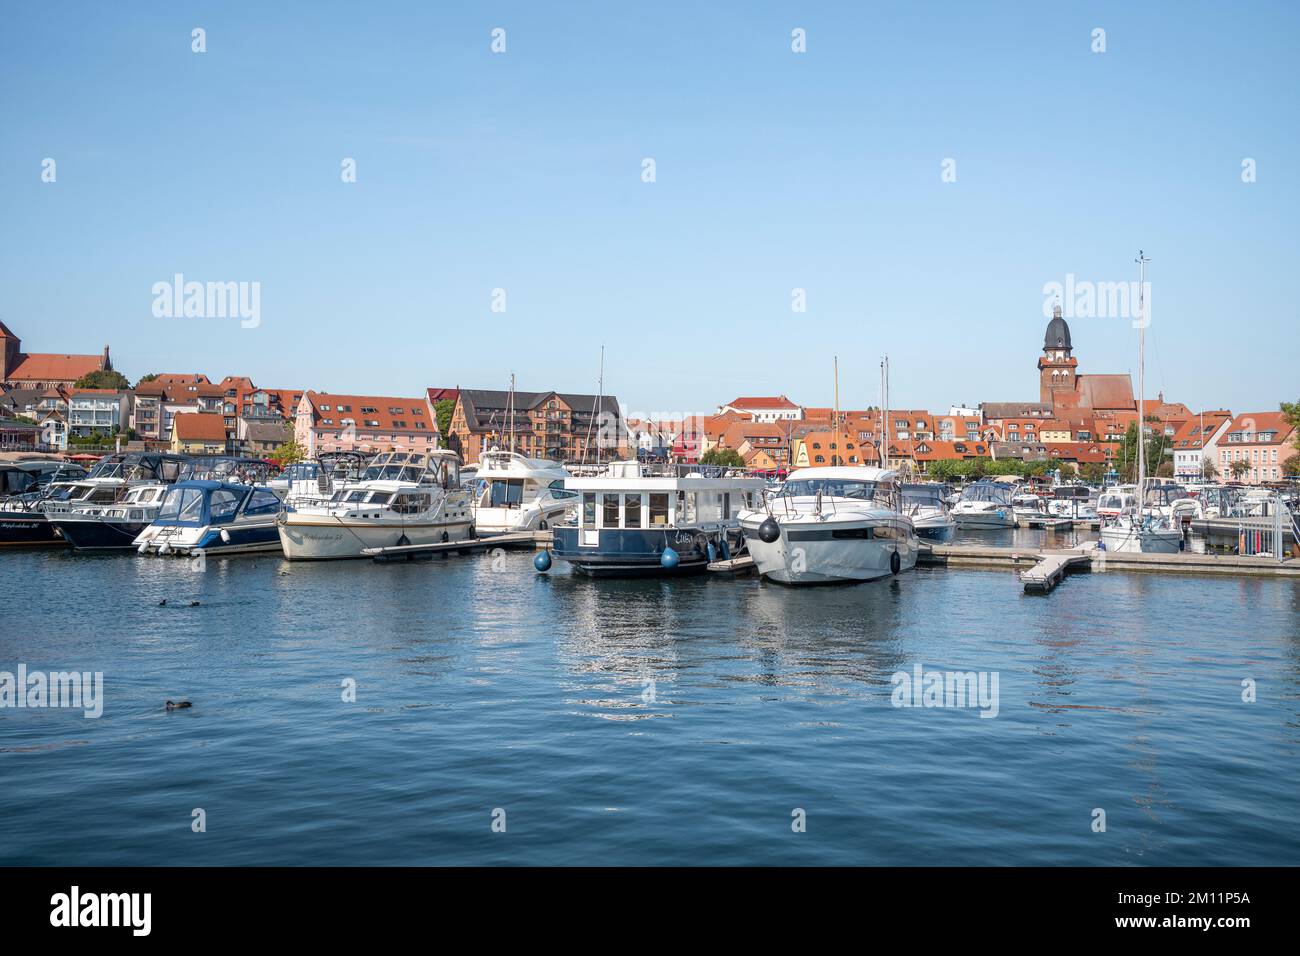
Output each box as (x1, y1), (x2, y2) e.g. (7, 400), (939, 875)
(2, 541), (1298, 866)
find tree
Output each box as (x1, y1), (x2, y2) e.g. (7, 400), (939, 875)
(135, 373), (159, 386)
(1057, 462), (1078, 482)
(701, 447), (745, 468)
(434, 399), (456, 442)
(272, 439), (307, 468)
(1201, 456), (1218, 479)
(1283, 454), (1300, 477)
(1229, 459), (1250, 481)
(1081, 461), (1107, 485)
(74, 369), (130, 390)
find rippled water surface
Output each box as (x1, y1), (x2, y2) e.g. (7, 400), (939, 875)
(2, 545), (1298, 866)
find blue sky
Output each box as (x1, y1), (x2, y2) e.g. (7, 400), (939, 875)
(1, 1), (1295, 417)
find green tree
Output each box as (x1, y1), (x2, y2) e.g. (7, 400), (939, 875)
(701, 447), (745, 468)
(135, 373), (159, 386)
(271, 439), (307, 468)
(1283, 454), (1299, 477)
(1201, 456), (1218, 479)
(74, 369), (130, 390)
(1229, 459), (1250, 481)
(1081, 461), (1107, 485)
(434, 399), (456, 442)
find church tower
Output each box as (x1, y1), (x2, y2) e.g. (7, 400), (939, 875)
(1038, 304), (1077, 404)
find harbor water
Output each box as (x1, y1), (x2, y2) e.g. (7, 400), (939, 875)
(2, 546), (1298, 866)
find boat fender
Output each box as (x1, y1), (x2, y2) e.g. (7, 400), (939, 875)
(397, 533), (410, 546)
(890, 550), (901, 575)
(219, 528), (231, 543)
(661, 546), (680, 570)
(758, 516), (781, 544)
(707, 541), (717, 562)
(534, 550), (552, 572)
(441, 530), (449, 542)
(719, 536), (732, 560)
(539, 519), (548, 531)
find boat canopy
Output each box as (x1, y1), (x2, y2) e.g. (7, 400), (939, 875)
(156, 480), (281, 526)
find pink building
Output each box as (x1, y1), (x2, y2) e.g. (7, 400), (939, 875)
(1216, 412), (1296, 484)
(294, 391), (441, 456)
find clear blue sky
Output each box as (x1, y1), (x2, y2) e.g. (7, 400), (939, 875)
(1, 1), (1295, 417)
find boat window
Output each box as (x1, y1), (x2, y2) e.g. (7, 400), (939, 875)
(582, 493), (596, 528)
(245, 490), (281, 516)
(649, 493), (669, 527)
(88, 487), (120, 503)
(490, 479), (525, 508)
(624, 494), (642, 528)
(209, 489), (243, 522)
(677, 491), (697, 524)
(160, 487), (205, 522)
(367, 492), (393, 505)
(602, 493), (620, 528)
(783, 479), (879, 501)
(547, 479), (578, 500)
(831, 527), (873, 539)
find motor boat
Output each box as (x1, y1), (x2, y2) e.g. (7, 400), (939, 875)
(268, 452), (369, 508)
(738, 466), (919, 584)
(1097, 485), (1138, 519)
(1046, 484), (1098, 521)
(277, 450), (472, 559)
(1099, 480), (1184, 553)
(547, 461), (764, 576)
(0, 461), (88, 545)
(38, 453), (188, 548)
(471, 448), (577, 536)
(902, 482), (956, 542)
(950, 480), (1017, 528)
(49, 483), (171, 550)
(135, 480), (286, 556)
(1011, 492), (1051, 524)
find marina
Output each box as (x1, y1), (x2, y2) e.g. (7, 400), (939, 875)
(2, 541), (1298, 868)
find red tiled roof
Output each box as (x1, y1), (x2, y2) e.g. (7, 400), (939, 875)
(6, 353), (105, 382)
(304, 391), (431, 433)
(426, 387), (459, 403)
(1222, 412), (1296, 445)
(1072, 374), (1135, 410)
(724, 395), (800, 410)
(173, 413), (227, 441)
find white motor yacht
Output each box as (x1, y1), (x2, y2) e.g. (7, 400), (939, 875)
(950, 480), (1018, 528)
(471, 449), (577, 536)
(1100, 479), (1184, 553)
(277, 450), (472, 559)
(902, 483), (956, 542)
(738, 466), (919, 584)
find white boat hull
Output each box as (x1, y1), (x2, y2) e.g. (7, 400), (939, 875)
(1099, 524), (1182, 554)
(741, 516), (919, 584)
(474, 499), (574, 537)
(952, 507), (1017, 528)
(278, 516), (475, 560)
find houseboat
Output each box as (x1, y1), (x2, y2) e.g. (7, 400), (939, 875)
(546, 462), (765, 576)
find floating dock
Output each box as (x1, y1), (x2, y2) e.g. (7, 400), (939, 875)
(918, 540), (1300, 592)
(365, 530), (549, 561)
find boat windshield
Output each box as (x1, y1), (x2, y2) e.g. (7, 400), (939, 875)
(963, 484), (1011, 504)
(158, 487), (207, 523)
(362, 464), (426, 482)
(782, 478), (879, 500)
(87, 455), (126, 479)
(1144, 485), (1190, 506)
(902, 484), (944, 506)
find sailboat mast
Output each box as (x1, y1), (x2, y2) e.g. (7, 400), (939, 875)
(508, 372), (516, 455)
(833, 356), (840, 465)
(1136, 251), (1150, 486)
